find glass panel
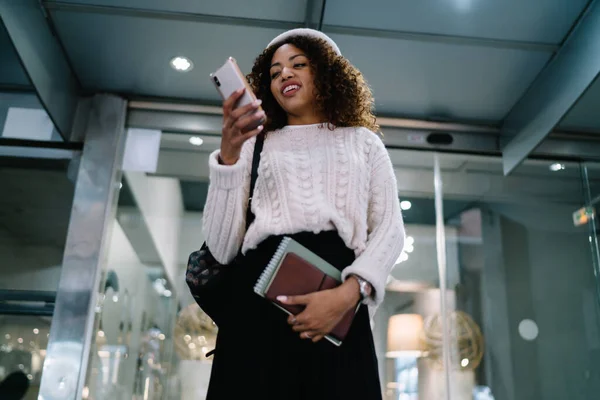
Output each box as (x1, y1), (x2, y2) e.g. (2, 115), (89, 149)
(439, 153), (600, 400)
(0, 157), (75, 293)
(84, 175), (183, 400)
(582, 162), (600, 300)
(377, 149), (451, 400)
(0, 152), (75, 398)
(0, 315), (51, 400)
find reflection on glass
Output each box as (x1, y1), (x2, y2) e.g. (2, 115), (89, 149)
(0, 315), (51, 400)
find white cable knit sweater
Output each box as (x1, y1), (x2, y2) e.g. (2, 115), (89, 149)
(202, 124), (405, 311)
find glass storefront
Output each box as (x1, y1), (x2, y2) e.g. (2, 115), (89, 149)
(1, 109), (599, 400)
(82, 176), (181, 400)
(434, 156), (600, 400)
(2, 1), (600, 398)
(2, 115), (600, 399)
(0, 141), (76, 398)
(69, 125), (597, 400)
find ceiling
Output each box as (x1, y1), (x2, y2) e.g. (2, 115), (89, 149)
(0, 19), (31, 90)
(2, 0), (600, 232)
(0, 0), (586, 133)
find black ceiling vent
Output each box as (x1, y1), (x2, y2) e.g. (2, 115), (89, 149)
(427, 132), (454, 145)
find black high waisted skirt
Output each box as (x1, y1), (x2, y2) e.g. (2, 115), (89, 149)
(206, 230), (382, 400)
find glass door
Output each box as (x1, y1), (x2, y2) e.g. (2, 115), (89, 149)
(581, 162), (600, 310)
(436, 154), (600, 400)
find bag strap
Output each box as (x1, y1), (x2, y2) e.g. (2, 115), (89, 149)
(245, 132), (265, 230)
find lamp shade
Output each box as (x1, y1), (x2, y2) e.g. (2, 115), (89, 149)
(387, 313), (424, 357)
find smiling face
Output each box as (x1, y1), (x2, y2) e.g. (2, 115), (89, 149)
(269, 44), (323, 125)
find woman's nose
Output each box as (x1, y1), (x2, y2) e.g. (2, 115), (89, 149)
(281, 67), (294, 79)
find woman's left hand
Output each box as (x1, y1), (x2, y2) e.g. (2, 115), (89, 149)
(277, 279), (361, 343)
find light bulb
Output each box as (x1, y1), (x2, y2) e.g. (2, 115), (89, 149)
(170, 56), (194, 72)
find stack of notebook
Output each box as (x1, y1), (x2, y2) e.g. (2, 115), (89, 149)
(254, 237), (358, 346)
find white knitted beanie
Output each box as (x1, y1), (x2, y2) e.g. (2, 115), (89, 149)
(267, 28), (342, 56)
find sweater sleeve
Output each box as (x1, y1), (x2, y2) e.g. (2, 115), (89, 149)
(341, 135), (405, 309)
(202, 137), (256, 264)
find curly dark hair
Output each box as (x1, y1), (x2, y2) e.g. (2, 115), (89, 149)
(247, 35), (379, 133)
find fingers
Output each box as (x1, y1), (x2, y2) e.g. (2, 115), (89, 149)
(234, 109), (265, 132)
(287, 314), (297, 325)
(222, 88), (245, 118)
(288, 314), (314, 332)
(287, 314), (325, 343)
(300, 331), (323, 342)
(223, 99), (264, 136)
(230, 99), (262, 121)
(242, 124), (264, 139)
(277, 294), (311, 305)
(287, 313), (309, 331)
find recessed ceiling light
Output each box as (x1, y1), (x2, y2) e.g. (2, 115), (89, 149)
(170, 56), (194, 72)
(549, 163), (565, 172)
(189, 136), (203, 146)
(400, 200), (412, 210)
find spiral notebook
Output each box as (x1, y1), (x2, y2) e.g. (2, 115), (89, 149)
(253, 237), (358, 346)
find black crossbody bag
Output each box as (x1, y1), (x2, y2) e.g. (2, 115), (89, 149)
(185, 133), (264, 327)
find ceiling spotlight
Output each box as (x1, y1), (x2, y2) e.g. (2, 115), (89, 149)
(170, 56), (194, 72)
(400, 200), (412, 210)
(189, 136), (204, 146)
(549, 163), (565, 172)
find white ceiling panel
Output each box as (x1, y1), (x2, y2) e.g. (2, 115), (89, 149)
(52, 0), (308, 22)
(323, 0), (588, 44)
(327, 33), (552, 122)
(50, 10), (289, 100)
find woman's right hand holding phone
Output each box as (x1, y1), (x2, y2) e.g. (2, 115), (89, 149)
(219, 88), (265, 165)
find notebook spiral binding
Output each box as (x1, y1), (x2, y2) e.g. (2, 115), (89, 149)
(253, 236), (291, 296)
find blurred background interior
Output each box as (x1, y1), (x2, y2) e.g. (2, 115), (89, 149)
(1, 1), (600, 399)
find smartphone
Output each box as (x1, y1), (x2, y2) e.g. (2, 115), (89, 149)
(210, 57), (266, 129)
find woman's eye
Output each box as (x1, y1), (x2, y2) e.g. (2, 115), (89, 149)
(294, 63), (306, 68)
(271, 71), (280, 79)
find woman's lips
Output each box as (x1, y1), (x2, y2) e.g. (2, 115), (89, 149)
(281, 83), (301, 97)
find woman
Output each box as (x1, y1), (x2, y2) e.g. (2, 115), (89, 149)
(202, 28), (405, 399)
